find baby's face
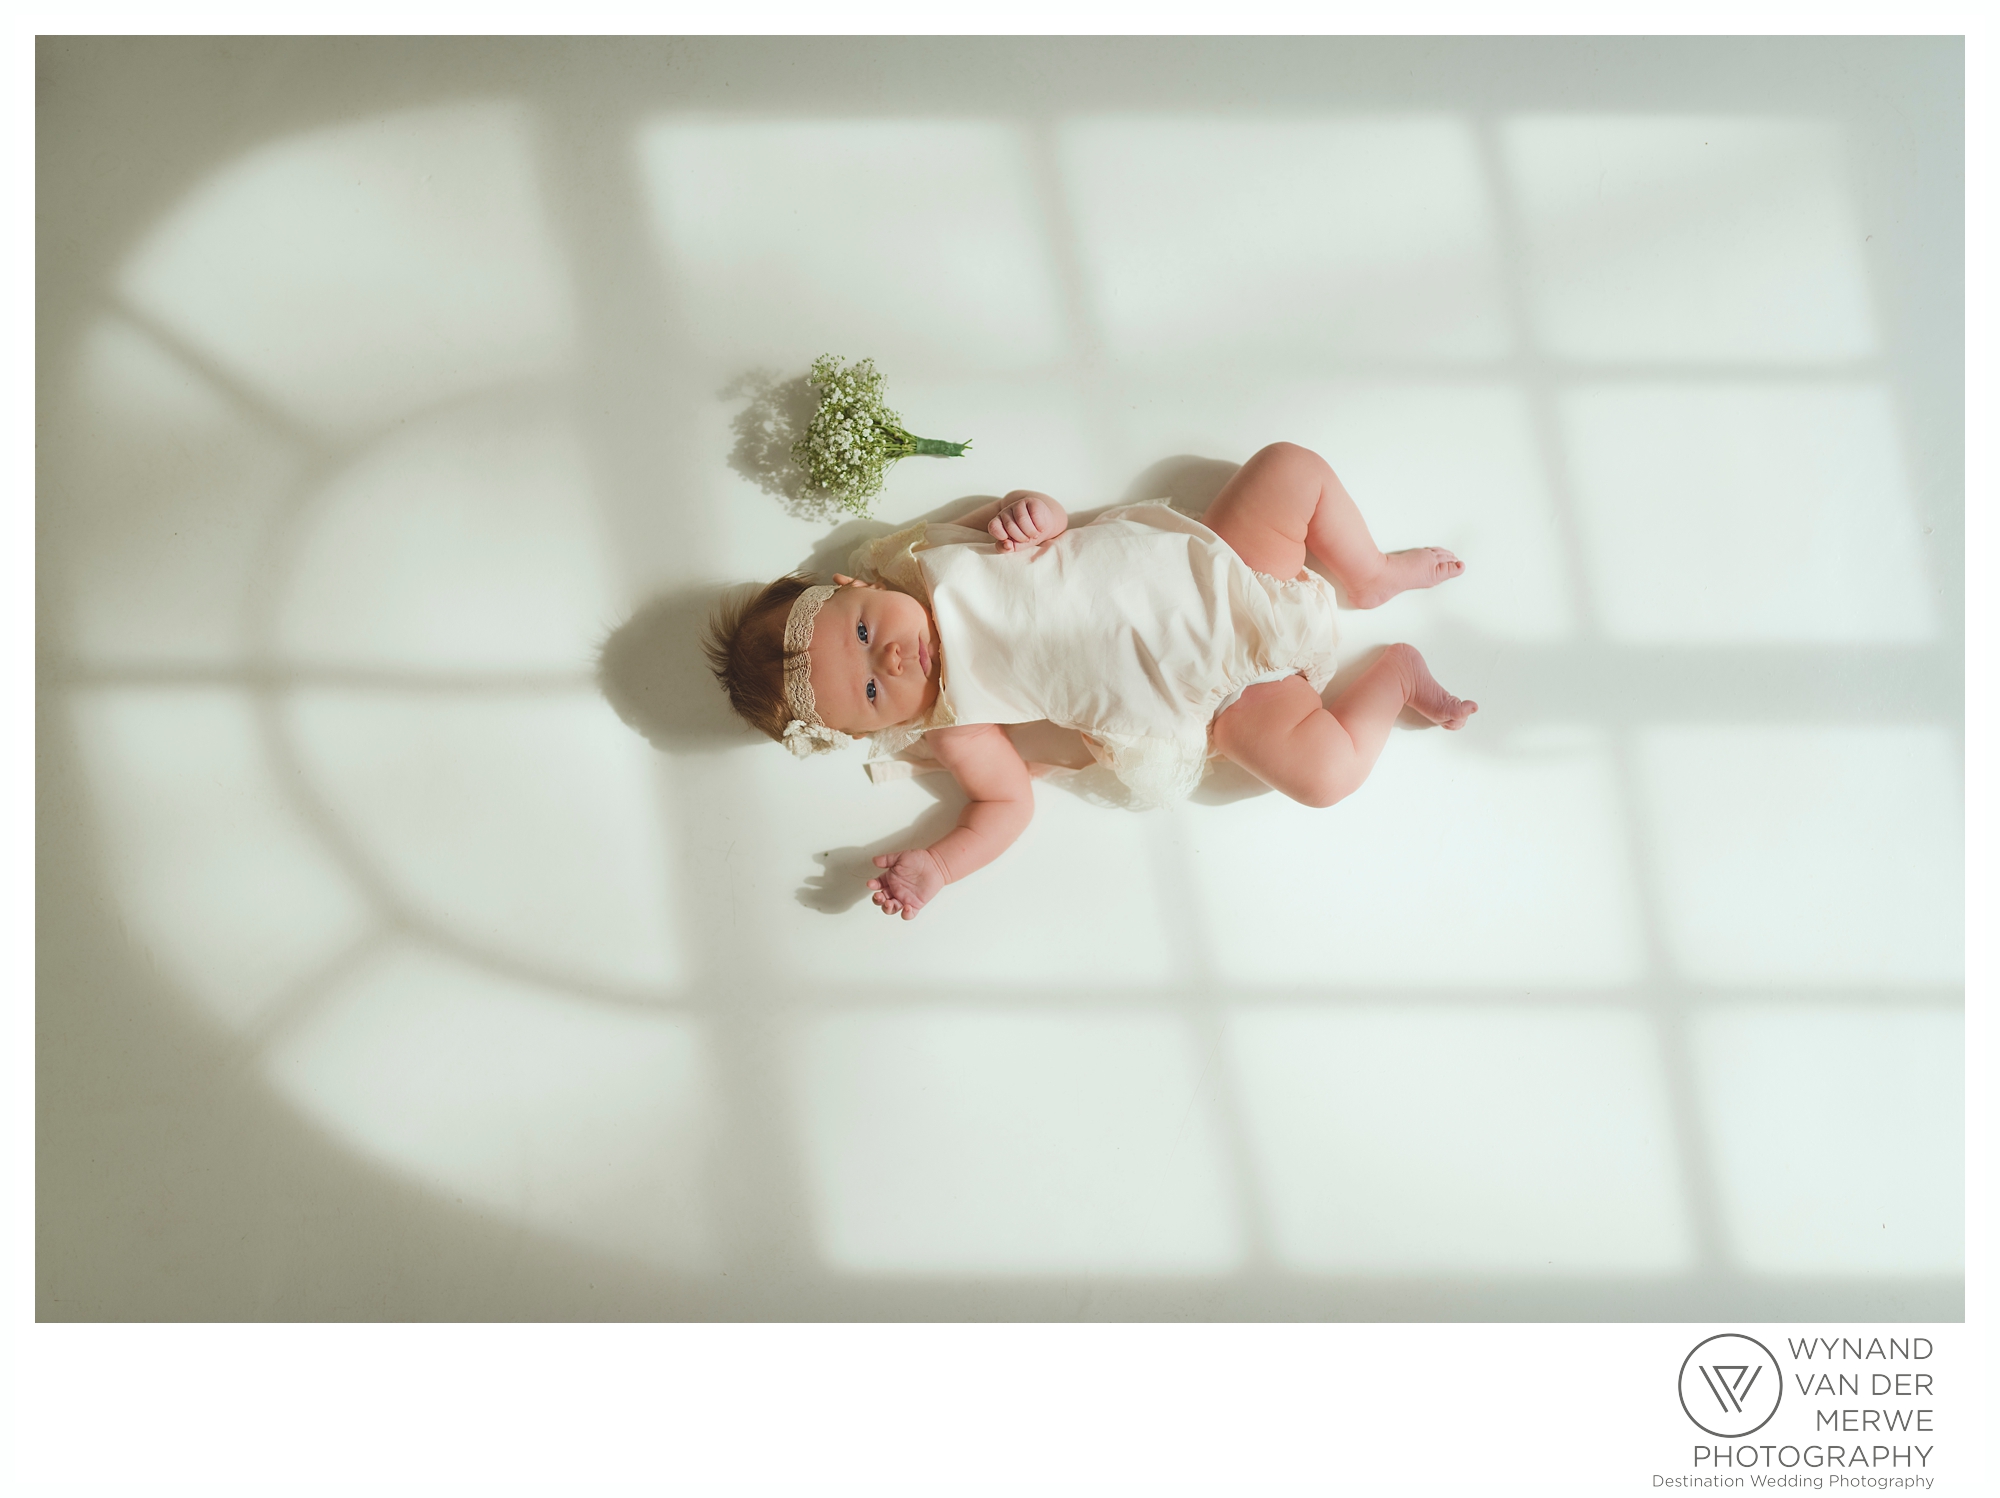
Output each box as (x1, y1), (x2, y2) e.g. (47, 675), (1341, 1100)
(806, 578), (940, 735)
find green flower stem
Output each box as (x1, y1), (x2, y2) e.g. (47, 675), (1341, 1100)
(897, 433), (972, 457)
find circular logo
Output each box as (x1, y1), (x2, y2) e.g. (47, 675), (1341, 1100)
(1679, 1334), (1783, 1437)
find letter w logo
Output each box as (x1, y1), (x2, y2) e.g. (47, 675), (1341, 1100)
(1699, 1364), (1763, 1413)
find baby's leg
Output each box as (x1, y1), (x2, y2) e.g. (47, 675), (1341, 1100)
(1212, 646), (1476, 808)
(1202, 442), (1462, 607)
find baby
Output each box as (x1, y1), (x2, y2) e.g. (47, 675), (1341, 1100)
(704, 442), (1476, 919)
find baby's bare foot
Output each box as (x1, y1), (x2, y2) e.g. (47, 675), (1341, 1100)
(1394, 643), (1478, 730)
(1350, 547), (1464, 609)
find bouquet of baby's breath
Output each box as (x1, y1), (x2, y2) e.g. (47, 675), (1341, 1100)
(790, 355), (970, 515)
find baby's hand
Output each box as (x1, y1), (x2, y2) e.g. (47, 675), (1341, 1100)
(868, 848), (948, 920)
(989, 492), (1066, 552)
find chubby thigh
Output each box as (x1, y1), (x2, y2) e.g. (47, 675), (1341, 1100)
(1210, 672), (1335, 805)
(1199, 442), (1328, 580)
(1213, 647), (1428, 810)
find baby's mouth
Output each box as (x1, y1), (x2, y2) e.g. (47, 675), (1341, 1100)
(919, 637), (931, 677)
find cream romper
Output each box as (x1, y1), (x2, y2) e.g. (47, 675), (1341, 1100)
(852, 502), (1342, 808)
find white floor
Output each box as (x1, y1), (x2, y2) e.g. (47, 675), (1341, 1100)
(36, 37), (1964, 1319)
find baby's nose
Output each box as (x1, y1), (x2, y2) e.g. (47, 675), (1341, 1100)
(883, 640), (905, 674)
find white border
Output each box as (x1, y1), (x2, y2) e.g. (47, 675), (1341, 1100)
(10, 9), (1991, 1495)
(8, 0), (1994, 38)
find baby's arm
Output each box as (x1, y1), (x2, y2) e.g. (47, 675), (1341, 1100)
(867, 723), (1033, 920)
(950, 490), (1067, 552)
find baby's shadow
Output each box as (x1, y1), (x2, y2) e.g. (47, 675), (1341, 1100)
(795, 781), (966, 914)
(1118, 453), (1242, 519)
(597, 585), (759, 751)
(1189, 758), (1272, 807)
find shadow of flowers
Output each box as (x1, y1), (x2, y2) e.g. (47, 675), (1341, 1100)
(721, 367), (849, 524)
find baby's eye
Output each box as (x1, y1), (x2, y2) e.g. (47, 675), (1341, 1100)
(856, 621), (869, 644)
(866, 680), (877, 703)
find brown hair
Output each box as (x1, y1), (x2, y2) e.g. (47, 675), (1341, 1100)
(701, 572), (818, 743)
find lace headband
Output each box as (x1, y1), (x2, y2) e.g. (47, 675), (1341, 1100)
(780, 584), (856, 756)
